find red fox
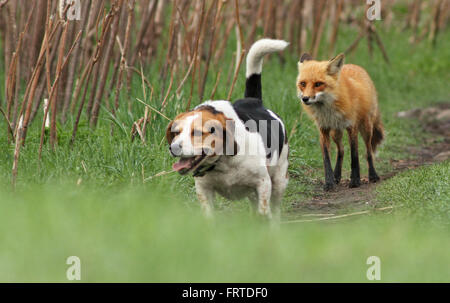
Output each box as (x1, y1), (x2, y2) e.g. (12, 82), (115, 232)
(296, 53), (384, 191)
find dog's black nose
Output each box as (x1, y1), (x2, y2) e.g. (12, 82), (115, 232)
(302, 96), (310, 102)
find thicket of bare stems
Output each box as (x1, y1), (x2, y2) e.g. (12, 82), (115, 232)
(0, 0), (449, 186)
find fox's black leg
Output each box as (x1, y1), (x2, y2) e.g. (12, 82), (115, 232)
(367, 153), (380, 182)
(361, 122), (380, 183)
(347, 127), (361, 188)
(331, 130), (344, 184)
(320, 129), (335, 191)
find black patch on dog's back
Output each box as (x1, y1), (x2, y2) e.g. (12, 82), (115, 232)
(233, 98), (286, 159)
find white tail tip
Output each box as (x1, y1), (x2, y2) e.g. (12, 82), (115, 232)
(246, 39), (289, 77)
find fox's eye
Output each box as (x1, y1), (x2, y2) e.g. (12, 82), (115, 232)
(299, 81), (306, 87)
(192, 129), (203, 137)
(315, 82), (324, 87)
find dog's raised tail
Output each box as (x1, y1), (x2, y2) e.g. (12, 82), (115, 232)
(245, 39), (289, 100)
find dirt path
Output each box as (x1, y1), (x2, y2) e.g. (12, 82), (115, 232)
(286, 103), (450, 220)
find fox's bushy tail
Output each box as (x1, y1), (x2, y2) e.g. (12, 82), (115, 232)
(372, 113), (384, 152)
(244, 39), (289, 100)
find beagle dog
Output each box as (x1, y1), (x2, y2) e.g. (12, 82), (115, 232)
(166, 39), (289, 219)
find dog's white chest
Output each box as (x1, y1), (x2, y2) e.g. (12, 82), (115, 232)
(197, 172), (255, 200)
(195, 155), (264, 200)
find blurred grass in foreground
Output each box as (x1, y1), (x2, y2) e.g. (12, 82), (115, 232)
(0, 175), (448, 282)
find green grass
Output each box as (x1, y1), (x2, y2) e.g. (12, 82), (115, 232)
(0, 23), (449, 282)
(377, 161), (450, 228)
(1, 182), (449, 282)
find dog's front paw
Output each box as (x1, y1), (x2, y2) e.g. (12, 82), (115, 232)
(349, 178), (361, 188)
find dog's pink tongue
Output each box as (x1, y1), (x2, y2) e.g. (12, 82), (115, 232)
(172, 158), (192, 172)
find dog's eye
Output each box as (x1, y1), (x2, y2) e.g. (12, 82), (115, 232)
(172, 130), (180, 136)
(209, 127), (215, 134)
(192, 129), (203, 137)
(315, 82), (324, 87)
(299, 81), (306, 87)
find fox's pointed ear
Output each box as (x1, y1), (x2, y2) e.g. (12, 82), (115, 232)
(298, 53), (312, 70)
(327, 53), (345, 75)
(300, 53), (312, 63)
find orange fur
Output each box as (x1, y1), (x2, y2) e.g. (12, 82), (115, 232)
(296, 53), (384, 190)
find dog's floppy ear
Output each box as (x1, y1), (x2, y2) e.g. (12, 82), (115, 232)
(166, 120), (175, 144)
(224, 119), (239, 156)
(327, 53), (345, 75)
